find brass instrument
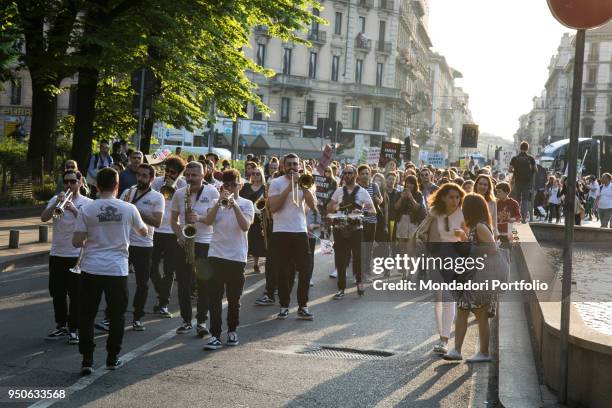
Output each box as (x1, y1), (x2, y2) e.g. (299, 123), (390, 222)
(69, 248), (83, 274)
(258, 184), (270, 250)
(52, 190), (73, 219)
(219, 193), (235, 209)
(160, 174), (180, 200)
(182, 187), (196, 265)
(123, 186), (136, 203)
(291, 172), (315, 206)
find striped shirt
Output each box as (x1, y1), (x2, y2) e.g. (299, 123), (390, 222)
(363, 183), (379, 224)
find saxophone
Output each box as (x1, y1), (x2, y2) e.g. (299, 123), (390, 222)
(182, 187), (197, 265)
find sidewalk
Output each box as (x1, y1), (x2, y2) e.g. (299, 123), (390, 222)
(0, 216), (52, 269)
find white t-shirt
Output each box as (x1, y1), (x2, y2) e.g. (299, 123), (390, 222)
(330, 185), (374, 229)
(170, 184), (219, 243)
(268, 175), (316, 233)
(46, 194), (93, 257)
(435, 207), (464, 243)
(588, 181), (600, 199)
(119, 187), (165, 247)
(598, 183), (612, 209)
(151, 176), (187, 234)
(74, 198), (146, 276)
(208, 196), (255, 263)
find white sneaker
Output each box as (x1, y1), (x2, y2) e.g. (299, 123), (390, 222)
(329, 269), (337, 278)
(466, 352), (492, 362)
(432, 342), (448, 354)
(443, 349), (463, 361)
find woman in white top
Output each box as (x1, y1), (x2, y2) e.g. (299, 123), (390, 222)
(425, 183), (466, 355)
(474, 175), (498, 238)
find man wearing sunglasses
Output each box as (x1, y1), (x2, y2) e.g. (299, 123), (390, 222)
(41, 170), (93, 345)
(419, 168), (439, 205)
(150, 156), (187, 318)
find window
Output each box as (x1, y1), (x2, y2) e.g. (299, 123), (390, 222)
(253, 94), (264, 121)
(10, 79), (22, 105)
(308, 52), (317, 79)
(608, 123), (612, 135)
(359, 16), (366, 33)
(585, 96), (595, 113)
(311, 8), (320, 33)
(305, 100), (315, 126)
(331, 55), (340, 82)
(329, 102), (337, 122)
(351, 107), (360, 129)
(256, 44), (266, 67)
(282, 48), (292, 75)
(583, 123), (593, 138)
(609, 97), (612, 114)
(355, 59), (363, 84)
(281, 97), (290, 123)
(376, 63), (383, 87)
(373, 107), (381, 131)
(378, 20), (386, 44)
(334, 12), (342, 35)
(588, 67), (597, 83)
(589, 42), (600, 60)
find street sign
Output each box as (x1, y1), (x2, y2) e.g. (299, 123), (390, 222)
(131, 67), (157, 94)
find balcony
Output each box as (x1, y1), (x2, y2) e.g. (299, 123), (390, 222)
(343, 83), (402, 101)
(307, 30), (327, 45)
(358, 0), (374, 9)
(269, 74), (312, 92)
(375, 41), (392, 54)
(379, 0), (394, 11)
(584, 82), (596, 88)
(254, 25), (269, 37)
(354, 35), (372, 51)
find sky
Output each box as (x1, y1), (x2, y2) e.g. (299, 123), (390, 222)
(428, 0), (570, 140)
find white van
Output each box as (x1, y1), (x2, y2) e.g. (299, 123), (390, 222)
(155, 145), (232, 160)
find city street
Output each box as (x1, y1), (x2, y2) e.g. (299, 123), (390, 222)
(0, 251), (490, 407)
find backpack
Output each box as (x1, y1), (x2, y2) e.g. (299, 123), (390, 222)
(512, 153), (534, 183)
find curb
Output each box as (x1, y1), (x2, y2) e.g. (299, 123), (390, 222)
(0, 249), (49, 273)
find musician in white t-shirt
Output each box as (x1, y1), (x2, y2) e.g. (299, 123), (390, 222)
(268, 153), (317, 321)
(150, 156), (187, 318)
(41, 170), (93, 344)
(170, 161), (219, 336)
(119, 163), (164, 332)
(202, 169), (254, 350)
(73, 167), (147, 374)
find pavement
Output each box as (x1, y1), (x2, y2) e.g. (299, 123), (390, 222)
(0, 217), (52, 269)
(0, 229), (493, 407)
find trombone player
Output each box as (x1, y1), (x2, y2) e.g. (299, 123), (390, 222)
(41, 170), (92, 344)
(150, 155), (187, 318)
(170, 161), (219, 336)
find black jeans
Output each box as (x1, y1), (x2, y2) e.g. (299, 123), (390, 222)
(308, 237), (316, 278)
(129, 246), (153, 321)
(79, 272), (128, 360)
(48, 256), (79, 331)
(271, 232), (312, 308)
(176, 242), (210, 324)
(511, 183), (531, 222)
(333, 228), (363, 290)
(362, 222), (376, 275)
(149, 232), (179, 308)
(264, 251), (277, 300)
(547, 204), (560, 223)
(208, 257), (246, 338)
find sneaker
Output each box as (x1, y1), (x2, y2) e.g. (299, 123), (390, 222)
(443, 349), (463, 361)
(310, 279), (314, 287)
(226, 331), (239, 346)
(255, 294), (274, 306)
(297, 307), (314, 321)
(67, 332), (79, 345)
(432, 342), (448, 354)
(277, 308), (289, 320)
(159, 307), (172, 318)
(203, 336), (223, 350)
(132, 321), (145, 331)
(196, 323), (210, 338)
(45, 327), (68, 340)
(176, 322), (193, 334)
(106, 357), (124, 370)
(329, 269), (337, 278)
(466, 352), (492, 363)
(333, 290), (345, 300)
(94, 319), (109, 332)
(81, 359), (94, 375)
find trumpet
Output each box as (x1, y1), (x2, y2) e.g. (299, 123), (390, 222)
(182, 187), (196, 265)
(291, 172), (314, 206)
(53, 191), (73, 219)
(219, 193), (235, 209)
(160, 174), (180, 200)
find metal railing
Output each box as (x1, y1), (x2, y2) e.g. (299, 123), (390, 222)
(354, 36), (372, 50)
(271, 74), (311, 88)
(376, 41), (392, 53)
(254, 25), (269, 36)
(358, 0), (374, 8)
(379, 0), (394, 11)
(307, 30), (327, 44)
(343, 83), (401, 99)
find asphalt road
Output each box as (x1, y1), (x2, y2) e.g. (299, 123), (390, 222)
(0, 251), (492, 407)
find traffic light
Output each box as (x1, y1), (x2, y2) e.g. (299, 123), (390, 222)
(404, 137), (412, 162)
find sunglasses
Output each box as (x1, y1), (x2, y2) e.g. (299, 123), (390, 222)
(64, 179), (78, 185)
(223, 182), (238, 188)
(65, 166), (76, 170)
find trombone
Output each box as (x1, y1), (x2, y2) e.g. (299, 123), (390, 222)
(291, 172), (314, 206)
(52, 190), (73, 219)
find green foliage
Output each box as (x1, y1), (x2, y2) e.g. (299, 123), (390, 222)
(0, 137), (28, 168)
(0, 1), (21, 84)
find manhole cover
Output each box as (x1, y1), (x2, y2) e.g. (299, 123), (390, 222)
(297, 346), (394, 360)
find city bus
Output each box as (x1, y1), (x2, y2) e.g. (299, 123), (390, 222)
(538, 136), (612, 177)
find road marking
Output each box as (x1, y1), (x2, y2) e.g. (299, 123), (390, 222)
(0, 264), (47, 279)
(29, 277), (266, 408)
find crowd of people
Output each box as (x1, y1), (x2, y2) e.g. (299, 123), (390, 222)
(42, 139), (611, 374)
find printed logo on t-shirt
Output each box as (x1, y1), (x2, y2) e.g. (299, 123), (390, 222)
(200, 197), (209, 203)
(97, 205), (123, 222)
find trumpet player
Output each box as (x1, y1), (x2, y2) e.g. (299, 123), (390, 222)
(150, 156), (187, 318)
(170, 161), (219, 336)
(119, 164), (164, 332)
(41, 170), (92, 344)
(268, 153), (317, 320)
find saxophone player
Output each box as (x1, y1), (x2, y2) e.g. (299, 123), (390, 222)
(41, 170), (92, 344)
(170, 161), (219, 336)
(150, 156), (187, 318)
